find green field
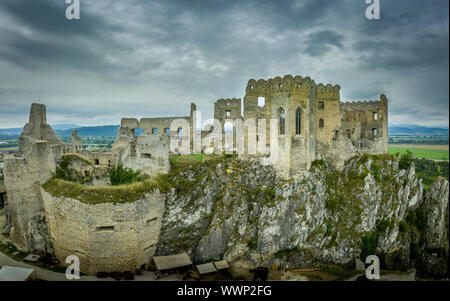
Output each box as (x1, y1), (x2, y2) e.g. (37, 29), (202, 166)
(388, 146), (449, 160)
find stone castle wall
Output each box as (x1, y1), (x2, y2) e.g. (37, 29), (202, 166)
(71, 130), (82, 153)
(3, 141), (57, 253)
(340, 94), (388, 154)
(314, 83), (342, 154)
(3, 104), (65, 253)
(41, 189), (165, 275)
(112, 132), (171, 177)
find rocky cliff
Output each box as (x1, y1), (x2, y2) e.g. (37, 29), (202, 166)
(155, 154), (449, 279)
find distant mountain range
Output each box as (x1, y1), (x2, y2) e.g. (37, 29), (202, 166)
(56, 125), (121, 137)
(0, 124), (81, 137)
(0, 123), (448, 139)
(389, 124), (449, 136)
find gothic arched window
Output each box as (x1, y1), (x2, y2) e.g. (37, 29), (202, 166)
(296, 108), (302, 135)
(278, 108), (286, 135)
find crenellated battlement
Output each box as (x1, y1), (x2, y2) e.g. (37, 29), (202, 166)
(315, 83), (341, 100)
(215, 98), (241, 105)
(341, 95), (388, 110)
(245, 74), (314, 95)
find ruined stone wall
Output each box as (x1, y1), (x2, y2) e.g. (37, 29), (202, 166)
(214, 98), (242, 150)
(314, 83), (342, 155)
(214, 98), (242, 125)
(244, 78), (274, 154)
(18, 103), (64, 160)
(243, 75), (316, 175)
(112, 132), (170, 177)
(80, 150), (113, 167)
(71, 130), (82, 153)
(3, 104), (64, 253)
(139, 117), (190, 136)
(41, 189), (165, 275)
(341, 95), (388, 146)
(59, 154), (110, 186)
(3, 141), (57, 253)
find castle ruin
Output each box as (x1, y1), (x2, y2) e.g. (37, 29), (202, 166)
(1, 74), (388, 275)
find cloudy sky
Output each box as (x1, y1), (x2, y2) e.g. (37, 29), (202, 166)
(0, 0), (448, 128)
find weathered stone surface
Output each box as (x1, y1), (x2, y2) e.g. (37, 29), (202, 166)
(41, 188), (166, 275)
(423, 177), (449, 249)
(1, 202), (11, 235)
(155, 155), (448, 279)
(4, 142), (57, 253)
(18, 103), (64, 159)
(112, 133), (170, 177)
(71, 130), (82, 153)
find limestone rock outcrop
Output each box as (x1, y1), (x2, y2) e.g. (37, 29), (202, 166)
(155, 155), (448, 279)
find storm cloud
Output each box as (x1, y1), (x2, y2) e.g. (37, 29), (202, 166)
(0, 0), (448, 127)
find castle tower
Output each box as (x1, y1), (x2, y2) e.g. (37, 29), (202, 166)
(3, 103), (62, 253)
(243, 75), (316, 176)
(71, 130), (82, 153)
(18, 103), (64, 158)
(214, 98), (242, 152)
(315, 83), (342, 155)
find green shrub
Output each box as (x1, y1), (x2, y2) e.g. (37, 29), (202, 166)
(399, 221), (408, 233)
(360, 233), (378, 261)
(371, 162), (382, 180)
(410, 242), (422, 260)
(248, 236), (258, 250)
(109, 164), (143, 186)
(311, 159), (325, 169)
(376, 218), (391, 233)
(399, 150), (413, 170)
(415, 208), (428, 231)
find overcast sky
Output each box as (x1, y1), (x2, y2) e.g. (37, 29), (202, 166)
(0, 0), (448, 128)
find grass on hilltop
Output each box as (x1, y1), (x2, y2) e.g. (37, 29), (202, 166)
(388, 146), (449, 160)
(42, 178), (164, 204)
(43, 153), (233, 204)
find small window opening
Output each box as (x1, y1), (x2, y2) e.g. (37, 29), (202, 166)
(318, 101), (324, 110)
(373, 112), (378, 121)
(164, 128), (170, 135)
(295, 108), (302, 135)
(94, 159), (99, 165)
(279, 108), (286, 135)
(319, 118), (324, 128)
(258, 97), (265, 107)
(141, 153), (152, 159)
(372, 128), (378, 136)
(226, 110), (231, 117)
(146, 217), (158, 226)
(152, 128), (158, 134)
(96, 226), (115, 232)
